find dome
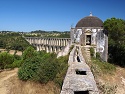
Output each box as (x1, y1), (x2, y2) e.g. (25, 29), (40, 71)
(76, 14), (103, 27)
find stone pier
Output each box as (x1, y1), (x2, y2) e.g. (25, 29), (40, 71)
(25, 37), (71, 53)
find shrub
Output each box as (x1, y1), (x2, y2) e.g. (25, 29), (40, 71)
(38, 59), (58, 83)
(22, 46), (37, 60)
(0, 52), (14, 69)
(11, 59), (23, 68)
(54, 55), (68, 87)
(14, 54), (21, 60)
(18, 51), (59, 83)
(18, 47), (68, 86)
(18, 56), (41, 81)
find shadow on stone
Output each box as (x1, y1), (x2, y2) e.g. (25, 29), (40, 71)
(76, 69), (87, 75)
(74, 91), (89, 94)
(77, 56), (81, 62)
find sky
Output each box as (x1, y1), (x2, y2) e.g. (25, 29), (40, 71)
(0, 0), (125, 32)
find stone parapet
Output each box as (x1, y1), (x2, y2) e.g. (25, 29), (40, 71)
(60, 45), (99, 94)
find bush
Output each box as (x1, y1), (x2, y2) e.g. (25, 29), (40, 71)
(14, 54), (21, 60)
(38, 59), (58, 83)
(0, 52), (14, 69)
(54, 55), (68, 87)
(11, 59), (23, 68)
(22, 46), (37, 60)
(18, 50), (59, 83)
(18, 47), (68, 86)
(18, 56), (41, 81)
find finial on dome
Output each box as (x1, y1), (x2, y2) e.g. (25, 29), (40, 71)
(90, 12), (92, 16)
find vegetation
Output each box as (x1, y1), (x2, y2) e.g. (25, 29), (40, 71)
(24, 30), (70, 38)
(90, 47), (95, 57)
(82, 47), (117, 94)
(104, 18), (125, 67)
(54, 55), (68, 87)
(0, 52), (14, 69)
(0, 32), (32, 51)
(91, 57), (116, 75)
(18, 47), (68, 87)
(0, 31), (69, 89)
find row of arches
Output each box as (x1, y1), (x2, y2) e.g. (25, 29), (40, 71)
(33, 44), (64, 53)
(25, 37), (71, 47)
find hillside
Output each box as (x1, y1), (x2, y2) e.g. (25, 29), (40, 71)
(82, 47), (125, 94)
(0, 68), (60, 94)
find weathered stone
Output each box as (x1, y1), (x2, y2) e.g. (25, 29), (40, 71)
(60, 45), (99, 94)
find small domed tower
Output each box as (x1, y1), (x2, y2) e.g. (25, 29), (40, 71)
(70, 13), (108, 62)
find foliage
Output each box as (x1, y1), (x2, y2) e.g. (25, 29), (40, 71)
(96, 52), (101, 60)
(18, 47), (68, 86)
(54, 55), (68, 87)
(11, 59), (23, 68)
(22, 46), (37, 60)
(24, 30), (70, 38)
(90, 47), (95, 57)
(18, 56), (41, 81)
(0, 52), (14, 69)
(0, 32), (32, 51)
(108, 44), (125, 66)
(104, 18), (125, 43)
(104, 18), (125, 67)
(82, 47), (117, 93)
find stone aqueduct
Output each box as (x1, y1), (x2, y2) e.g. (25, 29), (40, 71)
(25, 37), (71, 53)
(24, 13), (105, 94)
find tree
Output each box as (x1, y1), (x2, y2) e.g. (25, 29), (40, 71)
(0, 52), (14, 69)
(104, 18), (125, 66)
(104, 18), (125, 44)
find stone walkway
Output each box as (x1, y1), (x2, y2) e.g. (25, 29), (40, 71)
(60, 45), (99, 94)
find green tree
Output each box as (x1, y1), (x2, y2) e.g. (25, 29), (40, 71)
(104, 18), (125, 44)
(104, 18), (125, 66)
(22, 46), (37, 60)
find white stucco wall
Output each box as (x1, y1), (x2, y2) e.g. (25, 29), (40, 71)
(75, 29), (82, 42)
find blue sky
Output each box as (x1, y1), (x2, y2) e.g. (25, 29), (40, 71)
(0, 0), (125, 32)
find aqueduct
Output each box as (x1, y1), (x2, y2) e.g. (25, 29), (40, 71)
(24, 13), (108, 94)
(25, 37), (71, 53)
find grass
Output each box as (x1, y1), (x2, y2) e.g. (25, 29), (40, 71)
(91, 57), (116, 76)
(81, 47), (117, 94)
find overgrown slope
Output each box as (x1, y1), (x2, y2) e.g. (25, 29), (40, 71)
(82, 47), (125, 94)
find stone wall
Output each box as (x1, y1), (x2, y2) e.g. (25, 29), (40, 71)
(60, 45), (99, 94)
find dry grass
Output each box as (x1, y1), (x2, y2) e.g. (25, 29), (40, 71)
(81, 47), (125, 94)
(0, 68), (60, 94)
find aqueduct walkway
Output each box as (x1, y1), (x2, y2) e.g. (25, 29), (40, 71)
(60, 45), (99, 94)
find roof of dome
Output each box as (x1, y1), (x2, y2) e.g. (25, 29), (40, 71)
(76, 14), (103, 27)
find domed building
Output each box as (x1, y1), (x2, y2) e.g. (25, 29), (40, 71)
(70, 13), (108, 62)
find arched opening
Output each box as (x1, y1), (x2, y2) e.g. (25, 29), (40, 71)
(86, 35), (91, 45)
